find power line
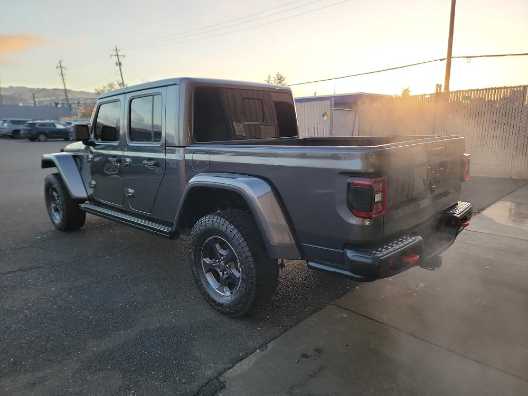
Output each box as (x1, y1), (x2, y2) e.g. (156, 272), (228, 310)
(159, 0), (320, 42)
(128, 0), (352, 50)
(288, 51), (528, 86)
(111, 46), (126, 88)
(453, 52), (528, 60)
(56, 60), (71, 110)
(175, 0), (352, 44)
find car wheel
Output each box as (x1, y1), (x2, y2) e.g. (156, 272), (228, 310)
(28, 137), (36, 142)
(12, 130), (20, 138)
(38, 133), (48, 142)
(44, 173), (86, 231)
(190, 209), (279, 317)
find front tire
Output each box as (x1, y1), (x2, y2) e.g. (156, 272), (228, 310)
(38, 133), (48, 142)
(190, 209), (278, 317)
(44, 173), (86, 231)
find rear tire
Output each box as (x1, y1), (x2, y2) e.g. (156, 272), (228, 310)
(44, 173), (86, 231)
(190, 209), (279, 317)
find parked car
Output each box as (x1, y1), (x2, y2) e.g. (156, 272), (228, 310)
(22, 121), (70, 141)
(0, 119), (30, 138)
(41, 77), (472, 317)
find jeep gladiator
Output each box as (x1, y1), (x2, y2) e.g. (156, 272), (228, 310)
(42, 77), (472, 316)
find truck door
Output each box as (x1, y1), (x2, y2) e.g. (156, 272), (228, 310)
(121, 88), (166, 215)
(90, 99), (125, 207)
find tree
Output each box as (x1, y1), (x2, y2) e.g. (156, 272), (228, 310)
(78, 103), (95, 119)
(401, 87), (411, 97)
(94, 81), (121, 95)
(265, 72), (287, 86)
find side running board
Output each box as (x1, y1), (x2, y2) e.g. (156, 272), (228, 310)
(81, 202), (174, 237)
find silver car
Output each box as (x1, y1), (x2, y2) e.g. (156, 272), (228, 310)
(0, 119), (30, 138)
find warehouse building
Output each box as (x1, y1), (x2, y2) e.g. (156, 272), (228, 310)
(294, 93), (384, 137)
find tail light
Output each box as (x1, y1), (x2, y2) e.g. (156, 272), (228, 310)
(462, 153), (471, 181)
(347, 177), (387, 219)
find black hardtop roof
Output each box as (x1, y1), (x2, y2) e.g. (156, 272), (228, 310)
(98, 77), (291, 100)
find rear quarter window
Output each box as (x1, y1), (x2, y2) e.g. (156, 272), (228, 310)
(193, 87), (287, 142)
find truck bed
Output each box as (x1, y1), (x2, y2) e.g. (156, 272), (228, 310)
(187, 135), (466, 253)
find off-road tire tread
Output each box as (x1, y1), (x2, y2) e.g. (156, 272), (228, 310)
(45, 173), (86, 231)
(190, 209), (278, 317)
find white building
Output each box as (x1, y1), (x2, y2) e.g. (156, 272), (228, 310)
(294, 93), (383, 137)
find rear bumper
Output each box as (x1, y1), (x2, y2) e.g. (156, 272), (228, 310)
(307, 201), (472, 280)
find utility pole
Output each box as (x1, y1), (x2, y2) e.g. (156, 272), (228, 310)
(111, 46), (126, 88)
(32, 92), (37, 106)
(443, 0), (456, 92)
(0, 77), (3, 105)
(56, 60), (71, 110)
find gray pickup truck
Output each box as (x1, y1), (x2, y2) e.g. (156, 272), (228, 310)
(42, 77), (472, 316)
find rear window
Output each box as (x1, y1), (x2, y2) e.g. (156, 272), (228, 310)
(12, 120), (27, 125)
(193, 87), (297, 142)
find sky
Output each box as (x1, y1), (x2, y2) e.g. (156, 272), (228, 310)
(0, 0), (527, 97)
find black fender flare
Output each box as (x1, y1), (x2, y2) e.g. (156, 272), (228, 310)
(41, 153), (88, 200)
(176, 173), (300, 259)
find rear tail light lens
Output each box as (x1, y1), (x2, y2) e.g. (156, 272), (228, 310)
(462, 153), (471, 181)
(347, 177), (387, 219)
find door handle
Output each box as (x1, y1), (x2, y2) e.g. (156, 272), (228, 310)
(142, 159), (159, 168)
(119, 157), (132, 167)
(108, 156), (119, 165)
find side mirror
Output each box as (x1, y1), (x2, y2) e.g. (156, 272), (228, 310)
(72, 124), (90, 141)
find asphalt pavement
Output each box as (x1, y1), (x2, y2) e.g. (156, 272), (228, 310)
(0, 139), (353, 395)
(0, 138), (526, 395)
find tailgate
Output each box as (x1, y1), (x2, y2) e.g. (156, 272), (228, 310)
(382, 137), (465, 238)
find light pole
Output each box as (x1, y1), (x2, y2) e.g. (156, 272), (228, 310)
(444, 0), (456, 92)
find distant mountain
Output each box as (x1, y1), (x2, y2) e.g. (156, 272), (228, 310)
(0, 86), (96, 106)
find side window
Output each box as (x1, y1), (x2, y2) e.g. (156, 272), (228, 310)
(193, 87), (231, 142)
(193, 87), (280, 142)
(274, 101), (297, 137)
(94, 101), (121, 142)
(129, 95), (162, 143)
